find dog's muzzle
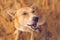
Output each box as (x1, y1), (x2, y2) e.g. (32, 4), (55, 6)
(27, 17), (42, 32)
(28, 17), (39, 29)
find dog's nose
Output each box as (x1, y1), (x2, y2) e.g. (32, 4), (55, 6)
(33, 17), (39, 22)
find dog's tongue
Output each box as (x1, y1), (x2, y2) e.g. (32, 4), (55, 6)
(32, 23), (36, 27)
(28, 23), (37, 29)
(31, 23), (37, 29)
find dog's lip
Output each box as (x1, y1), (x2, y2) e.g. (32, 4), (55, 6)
(28, 23), (36, 26)
(27, 23), (37, 29)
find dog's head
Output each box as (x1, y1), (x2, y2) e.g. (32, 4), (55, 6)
(6, 5), (45, 32)
(15, 7), (39, 30)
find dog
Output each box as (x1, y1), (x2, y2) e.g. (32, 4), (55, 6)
(14, 7), (39, 40)
(6, 6), (45, 40)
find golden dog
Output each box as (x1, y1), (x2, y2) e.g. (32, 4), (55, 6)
(14, 7), (39, 40)
(6, 6), (45, 40)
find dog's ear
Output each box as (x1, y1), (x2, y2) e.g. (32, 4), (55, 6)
(6, 9), (16, 18)
(31, 4), (37, 10)
(31, 4), (40, 14)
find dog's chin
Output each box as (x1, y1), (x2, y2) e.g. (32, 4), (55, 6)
(27, 22), (37, 29)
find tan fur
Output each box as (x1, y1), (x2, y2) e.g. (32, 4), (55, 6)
(14, 7), (36, 40)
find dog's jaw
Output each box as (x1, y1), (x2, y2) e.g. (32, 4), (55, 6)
(15, 25), (34, 32)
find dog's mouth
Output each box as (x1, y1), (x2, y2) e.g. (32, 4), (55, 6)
(27, 22), (37, 29)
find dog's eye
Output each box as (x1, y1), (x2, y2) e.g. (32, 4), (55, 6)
(22, 12), (27, 15)
(32, 10), (35, 13)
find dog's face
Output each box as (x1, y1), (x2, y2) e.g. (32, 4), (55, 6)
(15, 7), (39, 30)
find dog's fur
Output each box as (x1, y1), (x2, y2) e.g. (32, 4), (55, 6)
(14, 7), (39, 40)
(6, 6), (45, 40)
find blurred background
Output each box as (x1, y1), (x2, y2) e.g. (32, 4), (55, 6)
(0, 0), (60, 40)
